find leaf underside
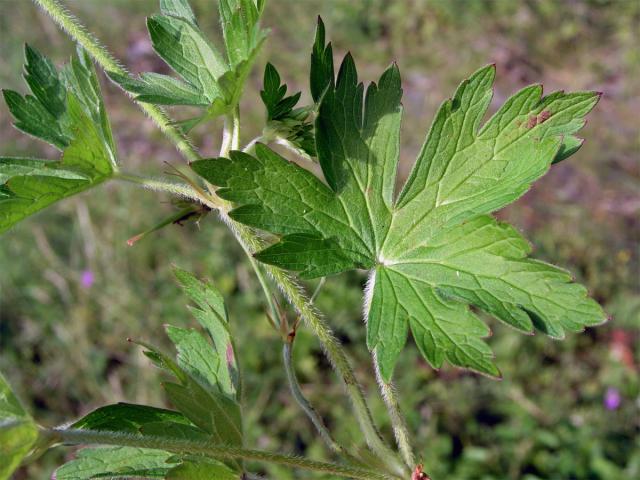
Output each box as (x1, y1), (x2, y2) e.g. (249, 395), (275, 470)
(193, 18), (606, 380)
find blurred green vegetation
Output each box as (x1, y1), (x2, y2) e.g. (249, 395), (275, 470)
(0, 0), (638, 479)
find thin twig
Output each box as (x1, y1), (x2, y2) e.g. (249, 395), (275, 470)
(32, 2), (406, 475)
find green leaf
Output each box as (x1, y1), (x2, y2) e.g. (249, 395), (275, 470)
(147, 14), (228, 102)
(261, 62), (301, 121)
(218, 0), (267, 70)
(71, 403), (193, 434)
(54, 446), (173, 479)
(160, 0), (197, 24)
(193, 20), (605, 380)
(172, 267), (239, 396)
(107, 71), (208, 106)
(1, 46), (116, 233)
(133, 269), (245, 451)
(166, 458), (238, 480)
(111, 0), (265, 120)
(260, 63), (316, 158)
(0, 372), (38, 480)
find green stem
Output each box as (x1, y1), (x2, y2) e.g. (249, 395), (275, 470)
(32, 0), (201, 167)
(374, 356), (415, 468)
(113, 172), (200, 201)
(33, 2), (406, 475)
(220, 106), (241, 157)
(283, 341), (347, 456)
(47, 429), (393, 480)
(247, 255), (279, 331)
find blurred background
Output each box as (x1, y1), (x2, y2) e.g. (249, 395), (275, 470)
(1, 0), (638, 478)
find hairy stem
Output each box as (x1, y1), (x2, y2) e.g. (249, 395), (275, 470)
(374, 355), (415, 468)
(33, 0), (201, 166)
(47, 429), (394, 480)
(33, 1), (406, 475)
(113, 172), (201, 201)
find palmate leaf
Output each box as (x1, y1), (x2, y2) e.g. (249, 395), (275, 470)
(0, 45), (116, 233)
(0, 371), (38, 480)
(110, 0), (267, 128)
(193, 18), (606, 380)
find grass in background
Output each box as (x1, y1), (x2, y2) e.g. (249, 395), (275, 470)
(0, 0), (638, 478)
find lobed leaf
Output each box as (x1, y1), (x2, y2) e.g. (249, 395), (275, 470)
(112, 0), (267, 122)
(1, 46), (116, 233)
(193, 18), (606, 381)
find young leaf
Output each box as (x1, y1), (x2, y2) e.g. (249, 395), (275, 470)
(0, 372), (38, 480)
(54, 446), (174, 479)
(192, 19), (606, 381)
(1, 46), (116, 233)
(110, 0), (267, 123)
(260, 62), (316, 158)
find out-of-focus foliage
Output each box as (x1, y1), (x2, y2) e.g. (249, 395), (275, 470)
(0, 0), (638, 479)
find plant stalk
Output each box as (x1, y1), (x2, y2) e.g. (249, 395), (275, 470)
(113, 172), (200, 201)
(374, 355), (415, 468)
(47, 428), (394, 480)
(283, 340), (347, 456)
(33, 1), (407, 475)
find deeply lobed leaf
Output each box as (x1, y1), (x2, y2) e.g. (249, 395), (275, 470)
(0, 46), (116, 233)
(193, 18), (606, 380)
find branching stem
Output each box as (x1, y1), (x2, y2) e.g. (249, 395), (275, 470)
(33, 1), (409, 477)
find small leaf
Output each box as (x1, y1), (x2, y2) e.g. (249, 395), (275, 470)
(54, 446), (173, 480)
(172, 267), (238, 396)
(0, 371), (38, 480)
(108, 71), (208, 106)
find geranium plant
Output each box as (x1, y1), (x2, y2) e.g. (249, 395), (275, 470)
(0, 1), (605, 479)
